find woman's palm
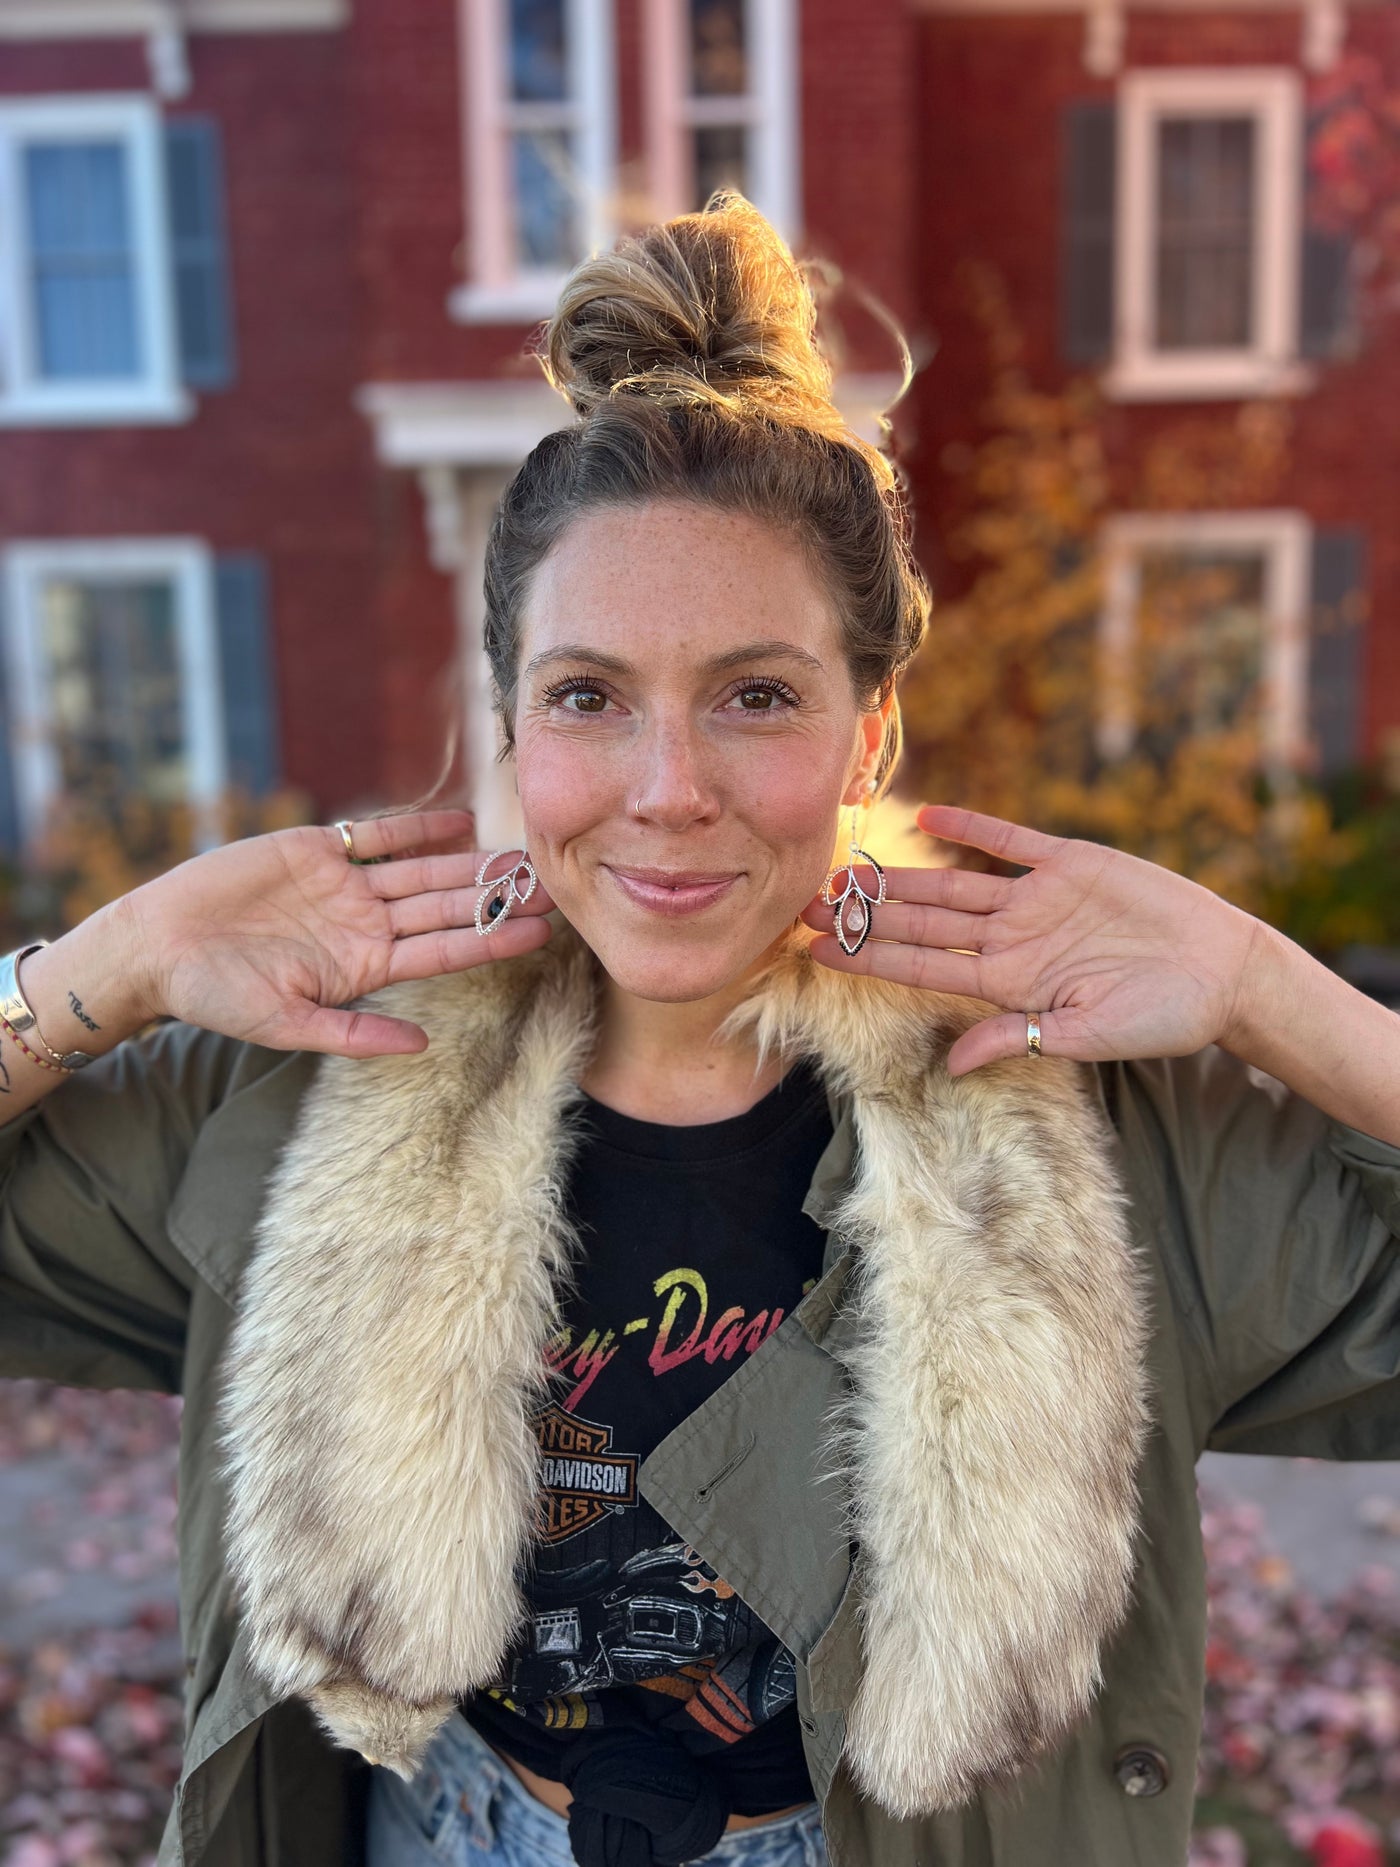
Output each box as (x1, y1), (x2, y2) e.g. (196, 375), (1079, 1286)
(131, 811), (553, 1057)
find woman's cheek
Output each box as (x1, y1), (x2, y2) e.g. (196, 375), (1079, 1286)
(515, 731), (613, 854)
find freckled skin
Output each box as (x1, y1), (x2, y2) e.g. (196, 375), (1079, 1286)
(513, 500), (887, 1006)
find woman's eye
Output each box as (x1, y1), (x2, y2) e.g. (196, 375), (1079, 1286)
(726, 680), (798, 713)
(544, 682), (610, 713)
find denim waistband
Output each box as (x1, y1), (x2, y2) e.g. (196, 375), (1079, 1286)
(372, 1706), (827, 1865)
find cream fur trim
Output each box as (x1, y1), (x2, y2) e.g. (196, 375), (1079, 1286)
(214, 925), (1151, 1810)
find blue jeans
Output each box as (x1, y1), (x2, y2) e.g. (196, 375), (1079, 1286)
(365, 1707), (829, 1866)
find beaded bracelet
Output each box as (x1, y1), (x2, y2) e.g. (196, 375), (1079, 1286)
(0, 1009), (72, 1073)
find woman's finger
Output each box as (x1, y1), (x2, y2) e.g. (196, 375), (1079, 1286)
(330, 808), (477, 865)
(385, 911), (553, 986)
(802, 897), (991, 953)
(273, 1000), (433, 1059)
(385, 878), (557, 939)
(916, 804), (1063, 869)
(862, 864), (1012, 913)
(809, 931), (988, 998)
(945, 1008), (1078, 1076)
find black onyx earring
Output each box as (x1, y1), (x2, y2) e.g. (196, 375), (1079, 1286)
(822, 788), (885, 957)
(474, 847), (538, 935)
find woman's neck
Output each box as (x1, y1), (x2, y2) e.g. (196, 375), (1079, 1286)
(581, 953), (785, 1126)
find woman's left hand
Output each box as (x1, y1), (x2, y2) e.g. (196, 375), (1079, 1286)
(801, 803), (1269, 1077)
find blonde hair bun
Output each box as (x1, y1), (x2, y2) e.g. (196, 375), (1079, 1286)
(541, 189), (850, 442)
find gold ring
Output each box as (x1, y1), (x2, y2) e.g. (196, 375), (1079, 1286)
(1026, 1012), (1043, 1058)
(333, 819), (358, 862)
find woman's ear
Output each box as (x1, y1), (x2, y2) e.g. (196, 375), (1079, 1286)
(843, 691), (896, 804)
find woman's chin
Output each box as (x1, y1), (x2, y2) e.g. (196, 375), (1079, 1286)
(577, 921), (797, 1005)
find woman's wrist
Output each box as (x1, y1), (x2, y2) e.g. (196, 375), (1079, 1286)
(14, 894), (162, 1065)
(1216, 917), (1400, 1148)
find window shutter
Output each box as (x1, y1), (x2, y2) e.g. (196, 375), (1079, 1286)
(164, 117), (236, 389)
(0, 584), (21, 857)
(1061, 100), (1117, 366)
(1299, 112), (1355, 361)
(1307, 527), (1367, 777)
(214, 554), (279, 796)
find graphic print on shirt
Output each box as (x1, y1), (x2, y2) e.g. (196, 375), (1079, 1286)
(473, 1063), (834, 1758)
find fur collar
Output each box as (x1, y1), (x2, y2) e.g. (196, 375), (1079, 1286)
(214, 922), (1151, 1818)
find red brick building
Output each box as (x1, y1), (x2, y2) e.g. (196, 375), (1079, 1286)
(0, 0), (1390, 856)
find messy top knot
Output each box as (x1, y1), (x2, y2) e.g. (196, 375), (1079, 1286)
(485, 190), (929, 790)
(542, 192), (842, 430)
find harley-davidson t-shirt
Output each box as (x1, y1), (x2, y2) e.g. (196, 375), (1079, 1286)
(458, 1056), (833, 1808)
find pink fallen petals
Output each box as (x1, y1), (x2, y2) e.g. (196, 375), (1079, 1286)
(1198, 1483), (1400, 1861)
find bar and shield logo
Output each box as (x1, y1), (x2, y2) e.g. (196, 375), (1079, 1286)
(531, 1403), (639, 1543)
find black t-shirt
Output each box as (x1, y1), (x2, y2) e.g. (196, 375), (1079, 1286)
(459, 1057), (833, 1812)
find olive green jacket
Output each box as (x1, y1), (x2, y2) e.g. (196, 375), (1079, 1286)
(2, 926), (1399, 1867)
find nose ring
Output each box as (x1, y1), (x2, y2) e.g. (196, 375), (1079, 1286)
(633, 798), (644, 819)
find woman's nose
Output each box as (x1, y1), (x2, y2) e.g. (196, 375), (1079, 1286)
(632, 730), (721, 830)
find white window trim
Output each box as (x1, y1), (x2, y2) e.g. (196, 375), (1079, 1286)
(643, 0), (800, 241)
(0, 538), (227, 851)
(449, 0), (617, 326)
(1096, 511), (1312, 775)
(0, 94), (193, 426)
(1105, 67), (1312, 403)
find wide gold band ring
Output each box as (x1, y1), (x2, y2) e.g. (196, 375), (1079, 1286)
(333, 819), (358, 861)
(1026, 1013), (1043, 1058)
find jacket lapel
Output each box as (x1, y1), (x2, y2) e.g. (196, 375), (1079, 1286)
(212, 925), (1150, 1818)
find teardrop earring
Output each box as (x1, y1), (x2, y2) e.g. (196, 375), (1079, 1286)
(821, 793), (885, 957)
(474, 847), (538, 936)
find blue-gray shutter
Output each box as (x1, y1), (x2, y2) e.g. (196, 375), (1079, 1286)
(1061, 99), (1117, 366)
(1299, 112), (1355, 361)
(0, 583), (21, 857)
(164, 117), (236, 389)
(214, 554), (279, 796)
(1307, 527), (1366, 777)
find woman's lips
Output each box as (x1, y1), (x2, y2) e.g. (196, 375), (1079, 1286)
(604, 865), (739, 917)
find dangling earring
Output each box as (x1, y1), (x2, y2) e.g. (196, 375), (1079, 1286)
(474, 847), (538, 936)
(822, 790), (885, 957)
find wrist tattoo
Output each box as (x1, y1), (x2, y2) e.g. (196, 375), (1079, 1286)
(66, 990), (99, 1032)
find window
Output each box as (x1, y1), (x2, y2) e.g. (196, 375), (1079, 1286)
(643, 0), (799, 236)
(1, 541), (228, 850)
(1097, 513), (1312, 775)
(0, 95), (192, 424)
(1109, 69), (1307, 400)
(451, 0), (617, 324)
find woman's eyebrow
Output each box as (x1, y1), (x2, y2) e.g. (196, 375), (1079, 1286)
(522, 640), (825, 679)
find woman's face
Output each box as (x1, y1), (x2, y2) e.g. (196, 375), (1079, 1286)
(512, 499), (885, 1003)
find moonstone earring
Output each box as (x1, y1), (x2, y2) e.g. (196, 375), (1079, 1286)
(822, 794), (885, 957)
(474, 847), (538, 935)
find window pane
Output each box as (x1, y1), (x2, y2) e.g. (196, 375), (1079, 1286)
(509, 0), (569, 102)
(1135, 549), (1267, 760)
(512, 130), (578, 267)
(38, 576), (187, 811)
(689, 0), (747, 98)
(693, 125), (748, 209)
(23, 141), (141, 380)
(1154, 117), (1255, 351)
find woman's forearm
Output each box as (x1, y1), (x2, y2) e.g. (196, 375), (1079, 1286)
(1219, 920), (1400, 1148)
(0, 896), (157, 1127)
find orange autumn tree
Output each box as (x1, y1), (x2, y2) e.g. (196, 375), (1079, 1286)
(898, 262), (1347, 917)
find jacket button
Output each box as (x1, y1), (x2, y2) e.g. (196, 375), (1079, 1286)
(1113, 1745), (1169, 1797)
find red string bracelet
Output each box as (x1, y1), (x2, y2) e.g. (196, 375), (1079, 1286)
(0, 1010), (72, 1073)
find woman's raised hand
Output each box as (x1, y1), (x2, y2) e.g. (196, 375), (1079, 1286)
(801, 803), (1267, 1077)
(124, 809), (555, 1058)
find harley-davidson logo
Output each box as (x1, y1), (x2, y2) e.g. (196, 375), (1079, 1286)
(531, 1403), (639, 1543)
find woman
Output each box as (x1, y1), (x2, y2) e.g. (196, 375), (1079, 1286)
(1, 192), (1398, 1867)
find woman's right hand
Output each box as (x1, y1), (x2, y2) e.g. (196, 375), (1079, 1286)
(123, 809), (555, 1057)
